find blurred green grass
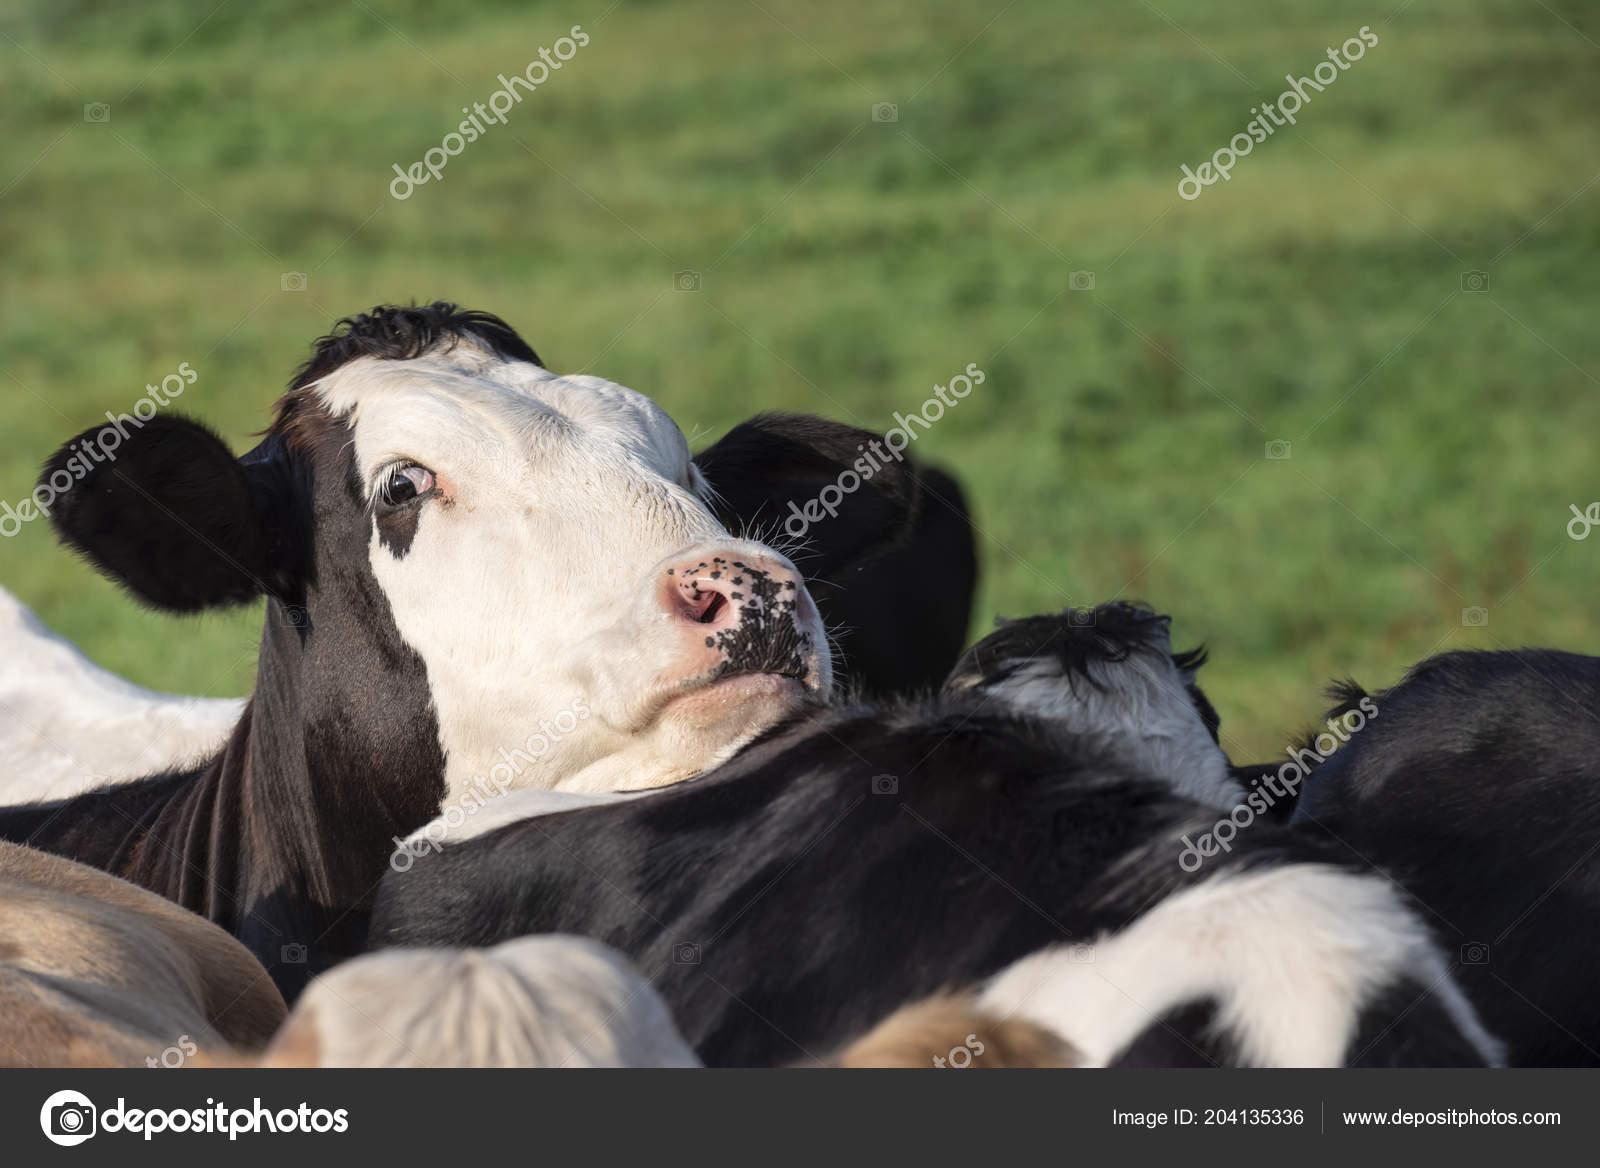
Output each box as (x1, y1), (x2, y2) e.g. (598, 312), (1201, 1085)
(1, 0), (1596, 759)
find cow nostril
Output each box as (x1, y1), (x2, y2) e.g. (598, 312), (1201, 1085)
(693, 591), (729, 625)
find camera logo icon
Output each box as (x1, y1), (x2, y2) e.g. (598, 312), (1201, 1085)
(280, 271), (308, 293)
(83, 102), (111, 123)
(870, 102), (898, 123)
(1067, 608), (1096, 628)
(673, 269), (701, 292)
(871, 773), (898, 795)
(673, 941), (701, 965)
(1460, 942), (1491, 965)
(1265, 439), (1292, 460)
(1460, 270), (1490, 293)
(1461, 606), (1490, 628)
(281, 942), (308, 964)
(1068, 270), (1095, 291)
(40, 1090), (97, 1146)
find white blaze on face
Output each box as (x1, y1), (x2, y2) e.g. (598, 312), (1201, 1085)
(309, 340), (829, 803)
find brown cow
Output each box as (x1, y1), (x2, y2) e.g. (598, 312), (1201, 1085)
(831, 994), (1079, 1069)
(0, 841), (285, 1068)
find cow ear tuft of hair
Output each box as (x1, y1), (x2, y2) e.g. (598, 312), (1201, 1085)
(692, 413), (920, 578)
(39, 415), (289, 613)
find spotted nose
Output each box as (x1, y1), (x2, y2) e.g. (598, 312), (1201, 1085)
(660, 550), (820, 678)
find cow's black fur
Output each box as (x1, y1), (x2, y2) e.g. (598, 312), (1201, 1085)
(372, 611), (1493, 1068)
(293, 302), (545, 384)
(1293, 649), (1600, 1066)
(1235, 678), (1369, 824)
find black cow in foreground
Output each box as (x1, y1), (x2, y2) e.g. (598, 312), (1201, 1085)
(373, 604), (1501, 1068)
(1293, 649), (1600, 1067)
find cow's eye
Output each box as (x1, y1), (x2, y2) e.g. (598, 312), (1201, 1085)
(379, 464), (435, 507)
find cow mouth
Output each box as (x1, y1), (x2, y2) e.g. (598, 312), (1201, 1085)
(648, 663), (815, 727)
(666, 662), (810, 703)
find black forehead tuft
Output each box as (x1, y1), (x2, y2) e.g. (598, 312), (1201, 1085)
(289, 301), (543, 393)
(948, 600), (1200, 694)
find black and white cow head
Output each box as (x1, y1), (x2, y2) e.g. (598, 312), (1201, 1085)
(40, 303), (916, 805)
(945, 601), (1241, 809)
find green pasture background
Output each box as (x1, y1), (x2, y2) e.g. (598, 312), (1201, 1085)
(1, 0), (1595, 759)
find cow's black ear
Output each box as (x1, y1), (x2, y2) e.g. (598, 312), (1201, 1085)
(693, 413), (919, 578)
(40, 415), (295, 612)
(695, 413), (979, 696)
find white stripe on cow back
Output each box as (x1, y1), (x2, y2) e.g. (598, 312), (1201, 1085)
(978, 865), (1503, 1067)
(403, 787), (649, 851)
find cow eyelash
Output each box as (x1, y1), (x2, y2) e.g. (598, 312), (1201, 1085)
(375, 462), (437, 508)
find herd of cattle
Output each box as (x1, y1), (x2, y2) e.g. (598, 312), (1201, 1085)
(1, 302), (1595, 1068)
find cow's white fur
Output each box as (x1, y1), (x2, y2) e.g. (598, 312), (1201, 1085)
(968, 637), (1242, 809)
(263, 935), (699, 1068)
(0, 587), (243, 804)
(402, 787), (647, 850)
(308, 344), (830, 802)
(979, 865), (1504, 1067)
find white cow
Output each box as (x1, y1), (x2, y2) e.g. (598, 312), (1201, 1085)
(0, 587), (242, 802)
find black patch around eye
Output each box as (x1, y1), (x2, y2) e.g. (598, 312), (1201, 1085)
(372, 465), (435, 559)
(376, 506), (422, 559)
